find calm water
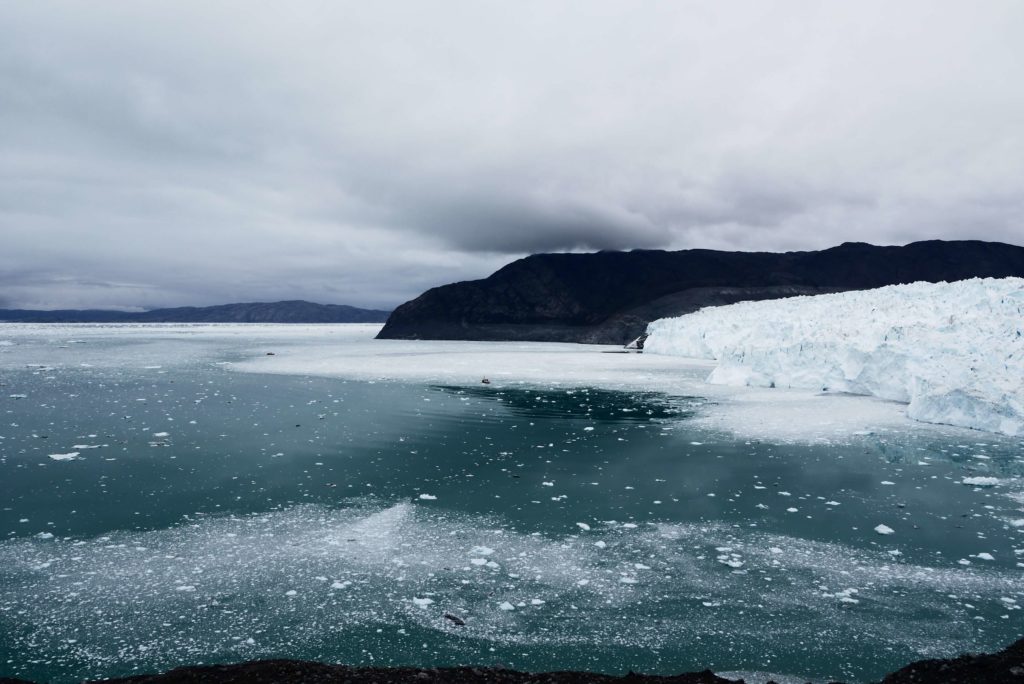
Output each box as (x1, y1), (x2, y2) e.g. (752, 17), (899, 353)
(1, 327), (1022, 683)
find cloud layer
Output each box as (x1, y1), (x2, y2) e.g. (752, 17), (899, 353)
(1, 1), (1022, 309)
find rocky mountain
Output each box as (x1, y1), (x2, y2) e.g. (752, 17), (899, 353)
(0, 300), (390, 324)
(377, 240), (1024, 344)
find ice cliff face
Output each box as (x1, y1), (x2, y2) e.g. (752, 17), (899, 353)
(645, 278), (1024, 436)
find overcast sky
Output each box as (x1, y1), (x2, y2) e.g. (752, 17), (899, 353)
(1, 1), (1022, 310)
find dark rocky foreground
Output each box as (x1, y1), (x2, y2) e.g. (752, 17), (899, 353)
(377, 239), (1024, 345)
(0, 301), (390, 324)
(2, 637), (1021, 684)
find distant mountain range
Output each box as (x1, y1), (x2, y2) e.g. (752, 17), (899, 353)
(0, 300), (391, 323)
(377, 239), (1024, 345)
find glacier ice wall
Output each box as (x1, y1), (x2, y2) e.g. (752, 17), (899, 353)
(645, 278), (1024, 436)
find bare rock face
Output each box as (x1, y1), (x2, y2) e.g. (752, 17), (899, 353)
(879, 636), (1024, 683)
(377, 240), (1024, 345)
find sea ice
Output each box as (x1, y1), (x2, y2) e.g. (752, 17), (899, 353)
(962, 477), (1000, 487)
(48, 452), (81, 461)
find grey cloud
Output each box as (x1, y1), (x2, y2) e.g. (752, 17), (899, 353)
(1, 1), (1022, 309)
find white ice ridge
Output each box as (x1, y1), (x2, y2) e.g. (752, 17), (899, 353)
(645, 278), (1024, 436)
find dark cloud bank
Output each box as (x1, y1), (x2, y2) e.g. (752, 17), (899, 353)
(1, 1), (1022, 310)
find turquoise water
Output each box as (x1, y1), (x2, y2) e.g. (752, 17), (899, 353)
(1, 328), (1022, 683)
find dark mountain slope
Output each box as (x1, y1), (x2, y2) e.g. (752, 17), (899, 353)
(377, 240), (1024, 344)
(0, 301), (390, 324)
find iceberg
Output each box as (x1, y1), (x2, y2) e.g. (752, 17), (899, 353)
(645, 278), (1024, 436)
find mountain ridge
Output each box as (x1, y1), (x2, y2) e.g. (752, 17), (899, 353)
(0, 300), (390, 324)
(377, 239), (1024, 344)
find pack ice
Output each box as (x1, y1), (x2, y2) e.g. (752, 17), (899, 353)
(645, 278), (1024, 436)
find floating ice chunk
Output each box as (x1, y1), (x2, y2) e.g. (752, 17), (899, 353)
(786, 507), (798, 513)
(469, 546), (494, 556)
(175, 585), (196, 592)
(825, 501), (841, 506)
(36, 532), (54, 539)
(530, 598), (545, 605)
(412, 597), (434, 608)
(976, 552), (995, 561)
(152, 432), (170, 438)
(48, 452), (81, 461)
(576, 522), (591, 531)
(498, 601), (515, 611)
(594, 541), (607, 549)
(418, 494), (437, 500)
(881, 481), (895, 486)
(330, 581), (351, 589)
(285, 590), (297, 596)
(470, 558), (487, 566)
(874, 524), (895, 535)
(962, 477), (1000, 487)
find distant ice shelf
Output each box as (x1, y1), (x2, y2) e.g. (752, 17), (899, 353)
(645, 277), (1024, 436)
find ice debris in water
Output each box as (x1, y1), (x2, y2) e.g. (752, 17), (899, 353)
(874, 524), (895, 535)
(645, 278), (1024, 435)
(962, 477), (1000, 487)
(48, 452), (81, 461)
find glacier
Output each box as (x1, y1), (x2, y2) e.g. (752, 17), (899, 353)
(645, 278), (1024, 436)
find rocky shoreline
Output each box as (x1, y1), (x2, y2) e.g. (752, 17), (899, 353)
(2, 637), (1021, 684)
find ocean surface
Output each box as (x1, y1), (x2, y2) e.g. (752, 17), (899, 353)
(1, 325), (1021, 683)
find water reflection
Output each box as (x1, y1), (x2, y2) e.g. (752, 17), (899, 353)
(430, 385), (701, 423)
